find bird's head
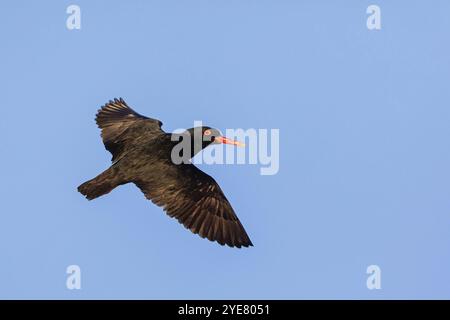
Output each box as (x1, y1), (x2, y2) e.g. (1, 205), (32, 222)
(186, 126), (245, 149)
(171, 126), (245, 161)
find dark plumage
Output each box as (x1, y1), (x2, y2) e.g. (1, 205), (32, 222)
(78, 98), (252, 248)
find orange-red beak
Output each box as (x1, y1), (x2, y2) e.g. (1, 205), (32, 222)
(215, 136), (245, 147)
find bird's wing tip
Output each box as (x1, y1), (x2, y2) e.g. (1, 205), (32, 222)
(224, 240), (254, 249)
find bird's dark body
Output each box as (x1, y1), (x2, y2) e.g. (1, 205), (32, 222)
(78, 98), (252, 248)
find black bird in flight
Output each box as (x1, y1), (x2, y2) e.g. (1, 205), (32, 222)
(78, 98), (253, 248)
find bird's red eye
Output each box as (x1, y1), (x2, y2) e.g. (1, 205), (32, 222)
(204, 130), (211, 136)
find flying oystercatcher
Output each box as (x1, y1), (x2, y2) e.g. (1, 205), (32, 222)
(78, 98), (252, 248)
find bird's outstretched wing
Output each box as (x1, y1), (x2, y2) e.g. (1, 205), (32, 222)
(133, 163), (253, 248)
(95, 98), (163, 161)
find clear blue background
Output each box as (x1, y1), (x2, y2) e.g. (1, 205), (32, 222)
(1, 0), (449, 299)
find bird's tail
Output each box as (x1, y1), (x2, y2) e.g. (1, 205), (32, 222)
(77, 167), (122, 200)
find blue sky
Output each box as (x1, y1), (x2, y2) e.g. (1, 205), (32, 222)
(1, 0), (450, 299)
